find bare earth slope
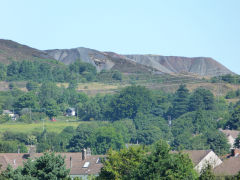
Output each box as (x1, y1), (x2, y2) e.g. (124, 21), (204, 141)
(0, 39), (234, 76)
(124, 55), (233, 76)
(45, 48), (157, 73)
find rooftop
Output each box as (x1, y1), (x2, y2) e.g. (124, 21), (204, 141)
(214, 156), (240, 176)
(220, 129), (240, 139)
(0, 152), (105, 175)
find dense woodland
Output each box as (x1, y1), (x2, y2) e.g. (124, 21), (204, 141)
(1, 79), (239, 155)
(0, 60), (122, 83)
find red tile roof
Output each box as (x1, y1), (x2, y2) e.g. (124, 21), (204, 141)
(0, 153), (105, 175)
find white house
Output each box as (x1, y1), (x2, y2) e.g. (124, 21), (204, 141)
(183, 150), (222, 173)
(2, 110), (17, 120)
(66, 108), (76, 116)
(220, 129), (240, 149)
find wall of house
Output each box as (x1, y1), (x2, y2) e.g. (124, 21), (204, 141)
(195, 151), (222, 173)
(228, 136), (235, 149)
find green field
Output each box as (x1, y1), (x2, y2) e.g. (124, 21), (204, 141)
(0, 121), (81, 134)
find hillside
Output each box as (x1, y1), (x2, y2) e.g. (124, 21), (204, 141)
(0, 39), (51, 64)
(46, 48), (234, 76)
(124, 55), (232, 76)
(45, 48), (156, 73)
(0, 39), (235, 76)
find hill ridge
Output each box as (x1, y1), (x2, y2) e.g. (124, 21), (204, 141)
(0, 39), (234, 76)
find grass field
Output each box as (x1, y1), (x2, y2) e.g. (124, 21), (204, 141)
(0, 121), (81, 134)
(57, 82), (122, 95)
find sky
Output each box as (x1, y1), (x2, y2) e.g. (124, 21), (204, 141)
(0, 0), (240, 73)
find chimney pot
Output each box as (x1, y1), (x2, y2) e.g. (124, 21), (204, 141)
(70, 156), (72, 168)
(82, 148), (87, 160)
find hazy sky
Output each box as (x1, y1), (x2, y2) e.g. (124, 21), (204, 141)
(1, 0), (239, 73)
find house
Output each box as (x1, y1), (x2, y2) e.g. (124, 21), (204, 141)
(220, 129), (240, 149)
(213, 149), (240, 177)
(0, 149), (105, 179)
(181, 150), (222, 173)
(2, 110), (17, 120)
(66, 108), (76, 116)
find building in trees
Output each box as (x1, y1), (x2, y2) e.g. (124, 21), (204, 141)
(214, 149), (240, 177)
(180, 150), (222, 173)
(220, 129), (240, 149)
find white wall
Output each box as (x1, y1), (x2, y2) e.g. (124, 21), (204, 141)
(227, 135), (235, 149)
(195, 151), (222, 173)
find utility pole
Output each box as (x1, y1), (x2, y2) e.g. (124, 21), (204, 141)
(168, 115), (172, 127)
(76, 108), (78, 121)
(42, 118), (45, 131)
(30, 107), (32, 121)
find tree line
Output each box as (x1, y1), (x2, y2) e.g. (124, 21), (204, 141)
(0, 60), (122, 83)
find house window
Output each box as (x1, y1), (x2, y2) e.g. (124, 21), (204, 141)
(83, 162), (90, 168)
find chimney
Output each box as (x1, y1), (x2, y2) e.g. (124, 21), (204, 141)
(29, 145), (36, 158)
(70, 156), (72, 168)
(82, 148), (86, 160)
(86, 148), (91, 156)
(231, 149), (240, 157)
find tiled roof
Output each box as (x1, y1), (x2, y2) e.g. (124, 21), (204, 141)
(220, 129), (240, 139)
(0, 155), (8, 170)
(214, 156), (240, 176)
(172, 150), (211, 166)
(0, 153), (105, 175)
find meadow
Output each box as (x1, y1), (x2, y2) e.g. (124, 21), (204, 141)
(0, 120), (81, 135)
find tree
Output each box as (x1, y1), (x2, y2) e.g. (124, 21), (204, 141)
(67, 124), (95, 152)
(97, 146), (145, 180)
(136, 126), (163, 145)
(8, 82), (16, 90)
(68, 124), (124, 154)
(234, 134), (240, 148)
(38, 82), (61, 105)
(14, 92), (39, 111)
(112, 119), (137, 143)
(137, 140), (198, 180)
(0, 63), (7, 81)
(93, 127), (124, 154)
(1, 153), (70, 180)
(193, 110), (208, 134)
(99, 140), (198, 180)
(205, 130), (230, 155)
(110, 85), (153, 120)
(43, 99), (60, 118)
(169, 84), (190, 119)
(189, 88), (214, 111)
(0, 141), (27, 153)
(226, 105), (240, 130)
(78, 98), (101, 121)
(26, 81), (39, 91)
(112, 70), (122, 81)
(199, 164), (216, 180)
